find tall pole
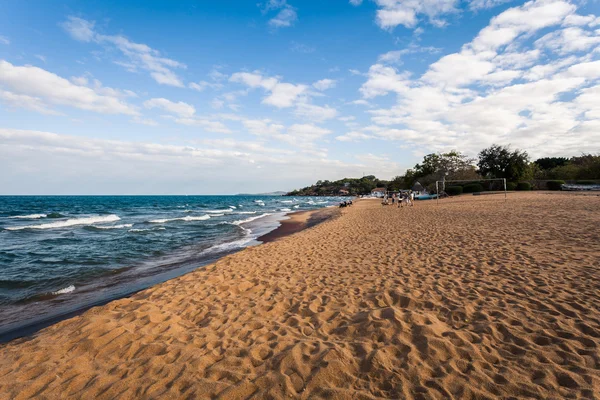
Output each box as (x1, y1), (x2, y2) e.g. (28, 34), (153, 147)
(436, 181), (439, 205)
(503, 178), (507, 202)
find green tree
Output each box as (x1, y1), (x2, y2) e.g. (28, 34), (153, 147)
(534, 157), (569, 170)
(477, 144), (530, 182)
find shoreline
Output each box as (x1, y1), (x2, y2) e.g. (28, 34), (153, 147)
(258, 206), (340, 243)
(0, 206), (339, 343)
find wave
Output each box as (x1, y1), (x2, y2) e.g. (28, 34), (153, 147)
(8, 214), (47, 219)
(280, 208), (292, 212)
(46, 212), (66, 218)
(209, 213), (224, 217)
(280, 200), (293, 204)
(93, 224), (134, 230)
(204, 209), (233, 214)
(6, 215), (121, 231)
(293, 205), (300, 209)
(183, 209), (193, 213)
(316, 201), (328, 204)
(52, 285), (75, 295)
(129, 227), (166, 233)
(201, 237), (254, 255)
(232, 213), (272, 225)
(229, 206), (236, 209)
(149, 215), (210, 223)
(236, 211), (257, 215)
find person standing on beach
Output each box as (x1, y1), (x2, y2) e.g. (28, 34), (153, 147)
(409, 191), (415, 206)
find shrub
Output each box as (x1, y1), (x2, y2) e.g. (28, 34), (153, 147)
(546, 180), (565, 191)
(463, 183), (484, 193)
(516, 182), (532, 191)
(446, 186), (463, 196)
(576, 180), (596, 185)
(506, 182), (517, 191)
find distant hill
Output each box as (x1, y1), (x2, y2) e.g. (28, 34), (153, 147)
(236, 191), (287, 196)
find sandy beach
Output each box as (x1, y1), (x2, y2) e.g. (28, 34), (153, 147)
(0, 192), (599, 399)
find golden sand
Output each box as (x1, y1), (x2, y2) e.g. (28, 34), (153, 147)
(0, 192), (599, 399)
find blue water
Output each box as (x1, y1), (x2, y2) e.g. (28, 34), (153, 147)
(0, 195), (343, 333)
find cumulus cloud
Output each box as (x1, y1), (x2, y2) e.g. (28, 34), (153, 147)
(313, 79), (337, 91)
(0, 60), (138, 116)
(230, 71), (308, 108)
(355, 0), (600, 158)
(61, 16), (186, 87)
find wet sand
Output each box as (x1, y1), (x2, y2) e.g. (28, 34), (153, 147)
(0, 192), (599, 399)
(258, 207), (340, 243)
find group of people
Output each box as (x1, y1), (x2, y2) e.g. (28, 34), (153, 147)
(382, 191), (414, 207)
(339, 200), (353, 208)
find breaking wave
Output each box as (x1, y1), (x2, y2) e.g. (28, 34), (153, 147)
(6, 215), (121, 231)
(149, 215), (210, 223)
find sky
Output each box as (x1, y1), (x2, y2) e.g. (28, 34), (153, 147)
(1, 0), (599, 194)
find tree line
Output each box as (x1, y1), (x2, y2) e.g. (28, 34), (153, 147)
(286, 144), (600, 196)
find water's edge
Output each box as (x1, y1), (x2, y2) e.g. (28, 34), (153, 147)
(0, 208), (335, 343)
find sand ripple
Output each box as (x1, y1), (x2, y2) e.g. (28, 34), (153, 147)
(0, 192), (599, 399)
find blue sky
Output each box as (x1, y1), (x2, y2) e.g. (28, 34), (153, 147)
(1, 0), (599, 194)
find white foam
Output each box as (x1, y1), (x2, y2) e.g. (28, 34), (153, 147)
(280, 200), (293, 203)
(6, 215), (121, 231)
(204, 209), (233, 214)
(53, 285), (75, 295)
(129, 227), (166, 232)
(316, 201), (328, 204)
(236, 211), (257, 215)
(210, 213), (225, 217)
(150, 215), (210, 223)
(280, 208), (292, 212)
(293, 205), (300, 209)
(183, 209), (193, 213)
(229, 206), (237, 209)
(9, 214), (47, 219)
(232, 213), (272, 225)
(94, 224), (133, 230)
(201, 238), (254, 255)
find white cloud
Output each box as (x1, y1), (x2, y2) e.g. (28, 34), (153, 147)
(60, 17), (95, 42)
(189, 81), (223, 91)
(0, 90), (60, 115)
(360, 64), (411, 98)
(312, 79), (337, 91)
(1, 128), (380, 194)
(0, 60), (138, 116)
(171, 117), (232, 134)
(355, 0), (600, 159)
(374, 0), (459, 30)
(230, 71), (308, 108)
(0, 35), (9, 45)
(535, 27), (600, 55)
(349, 0), (363, 5)
(469, 0), (513, 11)
(294, 103), (338, 122)
(61, 16), (186, 87)
(335, 131), (374, 142)
(260, 0), (298, 28)
(143, 98), (195, 118)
